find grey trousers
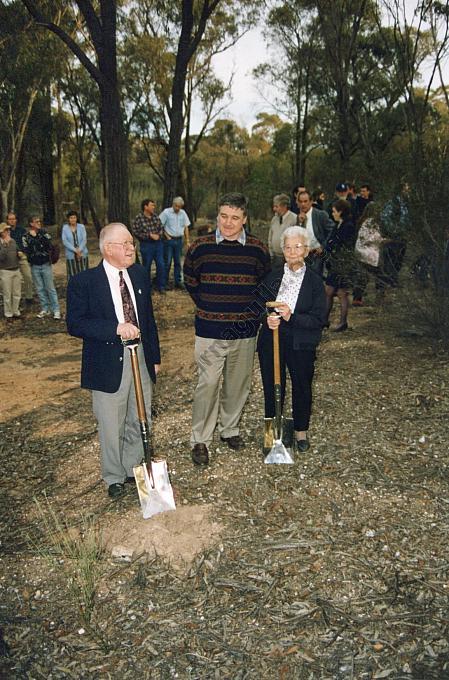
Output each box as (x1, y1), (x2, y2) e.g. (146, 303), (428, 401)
(92, 344), (153, 486)
(190, 335), (256, 447)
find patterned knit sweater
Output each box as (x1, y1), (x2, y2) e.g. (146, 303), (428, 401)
(183, 234), (271, 339)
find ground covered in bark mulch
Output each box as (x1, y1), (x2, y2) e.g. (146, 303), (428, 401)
(1, 259), (448, 679)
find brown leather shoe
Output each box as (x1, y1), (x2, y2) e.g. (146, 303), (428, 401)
(220, 435), (245, 450)
(191, 443), (209, 466)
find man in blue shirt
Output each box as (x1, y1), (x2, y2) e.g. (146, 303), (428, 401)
(159, 197), (190, 289)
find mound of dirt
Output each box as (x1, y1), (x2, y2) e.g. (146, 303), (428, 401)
(102, 504), (223, 570)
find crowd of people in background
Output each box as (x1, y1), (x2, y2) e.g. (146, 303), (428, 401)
(269, 180), (412, 332)
(0, 211), (62, 321)
(0, 181), (410, 329)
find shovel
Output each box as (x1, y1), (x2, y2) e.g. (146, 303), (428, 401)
(263, 302), (294, 464)
(123, 339), (176, 518)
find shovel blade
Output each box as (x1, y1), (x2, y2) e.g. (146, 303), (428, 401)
(133, 459), (176, 519)
(263, 416), (294, 454)
(264, 439), (294, 464)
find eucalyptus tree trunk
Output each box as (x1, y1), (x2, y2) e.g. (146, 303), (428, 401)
(21, 0), (129, 225)
(162, 0), (222, 208)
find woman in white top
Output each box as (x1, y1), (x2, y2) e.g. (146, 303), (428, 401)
(353, 202), (390, 303)
(257, 226), (326, 452)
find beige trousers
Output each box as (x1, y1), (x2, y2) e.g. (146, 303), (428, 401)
(19, 257), (34, 300)
(190, 335), (256, 447)
(0, 269), (21, 317)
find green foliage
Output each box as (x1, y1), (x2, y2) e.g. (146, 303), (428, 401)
(272, 123), (294, 157)
(0, 1), (67, 216)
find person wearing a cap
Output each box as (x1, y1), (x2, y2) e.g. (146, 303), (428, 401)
(0, 222), (22, 320)
(328, 183), (356, 222)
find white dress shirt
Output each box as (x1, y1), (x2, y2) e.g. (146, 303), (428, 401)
(215, 227), (246, 245)
(304, 208), (321, 249)
(103, 259), (139, 325)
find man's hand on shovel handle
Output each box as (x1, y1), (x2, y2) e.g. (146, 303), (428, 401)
(117, 322), (140, 340)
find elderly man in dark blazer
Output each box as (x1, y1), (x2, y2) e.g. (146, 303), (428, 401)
(297, 190), (334, 275)
(67, 223), (161, 499)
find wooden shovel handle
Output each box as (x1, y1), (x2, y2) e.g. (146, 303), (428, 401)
(272, 325), (281, 385)
(128, 345), (147, 423)
(266, 302), (281, 385)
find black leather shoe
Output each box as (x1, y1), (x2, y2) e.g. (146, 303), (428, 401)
(192, 443), (209, 465)
(332, 322), (348, 332)
(125, 476), (136, 484)
(108, 482), (125, 499)
(296, 438), (310, 452)
(220, 435), (245, 450)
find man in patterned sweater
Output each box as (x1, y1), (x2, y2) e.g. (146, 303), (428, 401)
(183, 193), (271, 466)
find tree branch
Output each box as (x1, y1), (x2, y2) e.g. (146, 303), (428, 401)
(75, 0), (103, 49)
(21, 0), (103, 87)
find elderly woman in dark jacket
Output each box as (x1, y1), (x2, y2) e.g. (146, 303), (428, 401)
(324, 198), (356, 332)
(257, 226), (326, 452)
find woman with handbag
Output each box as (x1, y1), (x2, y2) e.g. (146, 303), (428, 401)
(22, 216), (61, 320)
(61, 210), (89, 279)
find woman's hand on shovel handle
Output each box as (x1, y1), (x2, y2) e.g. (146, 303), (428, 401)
(117, 322), (140, 340)
(267, 312), (281, 329)
(274, 302), (292, 322)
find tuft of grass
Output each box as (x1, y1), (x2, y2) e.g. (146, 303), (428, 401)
(31, 495), (106, 638)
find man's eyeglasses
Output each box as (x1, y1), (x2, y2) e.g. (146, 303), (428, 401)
(108, 240), (135, 249)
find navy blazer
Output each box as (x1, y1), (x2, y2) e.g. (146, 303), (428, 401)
(257, 266), (327, 352)
(66, 262), (161, 392)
